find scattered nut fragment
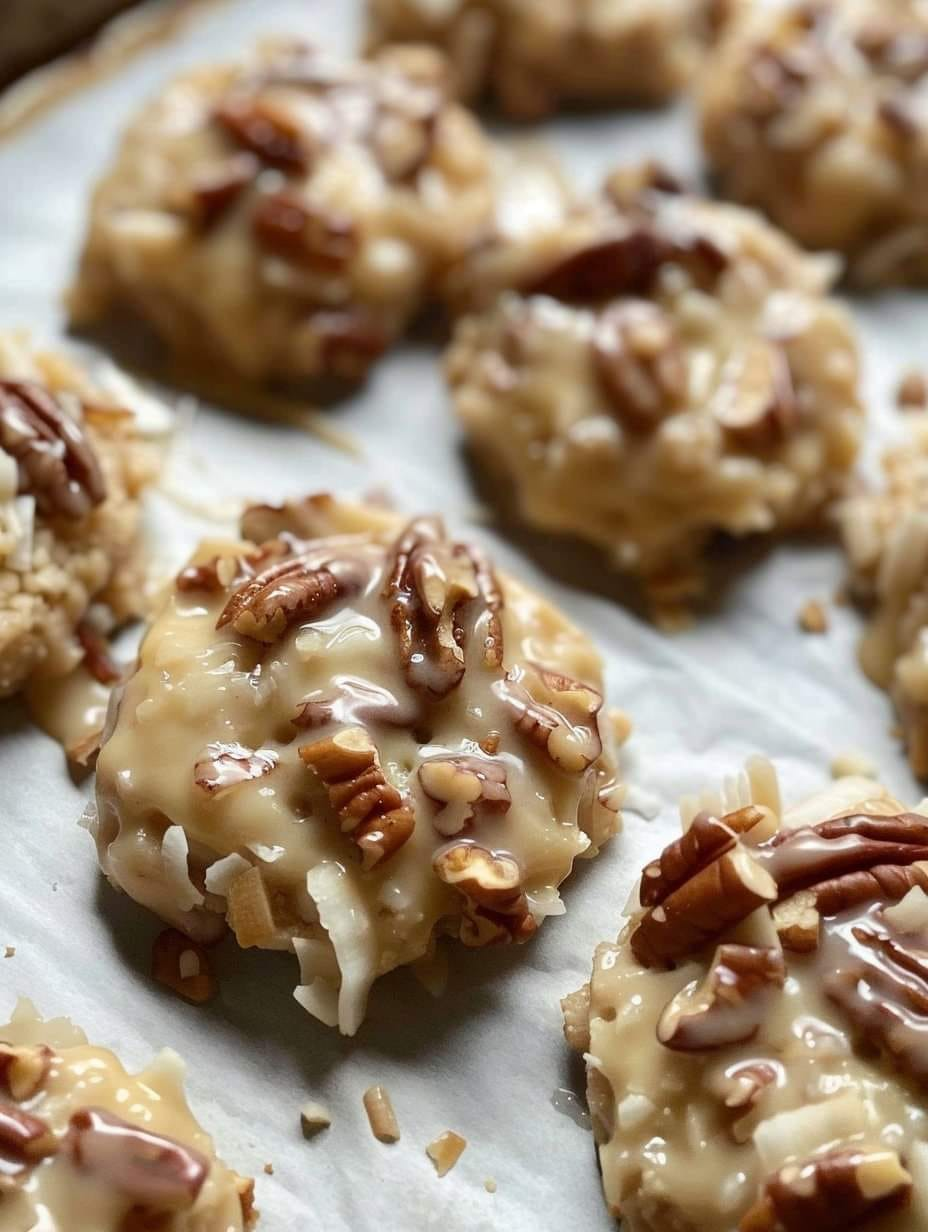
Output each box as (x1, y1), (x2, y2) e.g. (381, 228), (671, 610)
(263, 1162), (274, 1175)
(363, 1085), (400, 1144)
(3, 946), (14, 959)
(426, 1131), (467, 1177)
(300, 1101), (331, 1138)
(897, 369), (927, 410)
(151, 929), (215, 1004)
(798, 599), (828, 634)
(0, 1043), (52, 1100)
(484, 1178), (497, 1194)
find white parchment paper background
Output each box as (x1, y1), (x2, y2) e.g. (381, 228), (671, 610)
(1, 1), (927, 1228)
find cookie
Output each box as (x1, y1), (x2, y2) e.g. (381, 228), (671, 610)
(0, 332), (160, 698)
(841, 418), (928, 778)
(68, 40), (493, 385)
(0, 998), (254, 1229)
(565, 761), (928, 1230)
(701, 0), (928, 285)
(91, 495), (625, 1035)
(445, 168), (863, 620)
(365, 0), (731, 119)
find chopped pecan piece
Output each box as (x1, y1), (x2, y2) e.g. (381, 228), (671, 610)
(0, 381), (105, 517)
(215, 95), (308, 172)
(716, 1059), (783, 1110)
(462, 542), (504, 669)
(66, 1107), (209, 1211)
(657, 944), (786, 1051)
(191, 153), (258, 228)
(217, 552), (358, 643)
(252, 191), (357, 271)
(315, 311), (390, 380)
(497, 663), (602, 774)
(293, 678), (419, 731)
(194, 742), (278, 795)
(384, 517), (482, 699)
(419, 755), (510, 836)
(523, 228), (674, 302)
(640, 806), (768, 909)
(151, 928), (215, 1004)
(631, 846), (777, 968)
(300, 727), (415, 869)
(772, 888), (820, 952)
(713, 341), (798, 444)
(0, 1103), (57, 1165)
(593, 301), (688, 432)
(0, 1044), (52, 1101)
(740, 1148), (912, 1232)
(76, 621), (121, 685)
(434, 842), (536, 947)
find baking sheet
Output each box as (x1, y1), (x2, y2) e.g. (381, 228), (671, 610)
(1, 1), (926, 1228)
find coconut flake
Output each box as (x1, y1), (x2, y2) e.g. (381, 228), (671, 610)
(160, 826), (204, 912)
(304, 862), (378, 1036)
(204, 853), (252, 897)
(0, 450), (16, 502)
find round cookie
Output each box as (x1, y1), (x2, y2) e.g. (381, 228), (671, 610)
(841, 418), (928, 779)
(701, 0), (928, 285)
(565, 762), (928, 1230)
(365, 0), (732, 119)
(0, 332), (160, 698)
(445, 168), (863, 621)
(69, 39), (493, 385)
(92, 496), (625, 1035)
(0, 999), (254, 1230)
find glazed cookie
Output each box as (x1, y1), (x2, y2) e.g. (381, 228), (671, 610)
(701, 0), (928, 285)
(0, 998), (254, 1229)
(365, 0), (732, 119)
(0, 332), (160, 698)
(445, 169), (863, 619)
(69, 39), (492, 385)
(92, 495), (625, 1035)
(841, 418), (928, 779)
(564, 761), (928, 1230)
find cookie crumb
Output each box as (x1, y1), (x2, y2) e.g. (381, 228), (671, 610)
(3, 946), (14, 958)
(426, 1131), (467, 1177)
(363, 1085), (400, 1144)
(897, 369), (928, 410)
(300, 1101), (331, 1138)
(798, 599), (828, 634)
(484, 1178), (497, 1193)
(831, 750), (876, 779)
(263, 1162), (274, 1175)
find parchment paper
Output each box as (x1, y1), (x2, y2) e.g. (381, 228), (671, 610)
(0, 2), (925, 1228)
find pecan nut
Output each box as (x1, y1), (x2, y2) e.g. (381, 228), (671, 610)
(712, 340), (798, 444)
(640, 806), (768, 909)
(433, 842), (536, 946)
(418, 755), (510, 836)
(0, 1103), (57, 1166)
(0, 1044), (52, 1101)
(497, 663), (602, 774)
(215, 94), (308, 172)
(252, 190), (357, 271)
(523, 227), (674, 302)
(194, 742), (278, 795)
(593, 300), (688, 432)
(300, 727), (415, 869)
(0, 381), (105, 517)
(657, 943), (786, 1051)
(190, 153), (258, 229)
(216, 552), (359, 643)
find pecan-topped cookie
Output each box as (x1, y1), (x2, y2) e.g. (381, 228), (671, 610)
(0, 332), (160, 699)
(68, 39), (492, 386)
(0, 999), (254, 1230)
(565, 762), (928, 1230)
(445, 168), (863, 621)
(841, 419), (928, 779)
(701, 0), (928, 285)
(91, 496), (625, 1035)
(365, 0), (733, 119)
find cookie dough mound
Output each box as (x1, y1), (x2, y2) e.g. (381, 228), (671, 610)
(69, 39), (493, 385)
(701, 0), (928, 285)
(841, 419), (928, 778)
(445, 170), (863, 619)
(92, 495), (625, 1035)
(0, 998), (254, 1229)
(365, 0), (730, 118)
(0, 332), (160, 697)
(565, 760), (928, 1230)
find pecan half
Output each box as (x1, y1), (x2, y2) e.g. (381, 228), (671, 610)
(190, 153), (258, 229)
(418, 755), (510, 836)
(640, 806), (768, 909)
(657, 944), (786, 1051)
(151, 928), (215, 1004)
(194, 742), (278, 794)
(496, 663), (602, 774)
(300, 727), (415, 869)
(66, 1107), (208, 1211)
(216, 552), (358, 643)
(630, 846), (777, 968)
(384, 517), (482, 699)
(0, 381), (105, 517)
(252, 191), (357, 271)
(0, 1045), (52, 1101)
(433, 842), (536, 947)
(0, 1103), (57, 1165)
(523, 228), (674, 302)
(740, 1148), (912, 1232)
(593, 301), (687, 432)
(215, 95), (308, 172)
